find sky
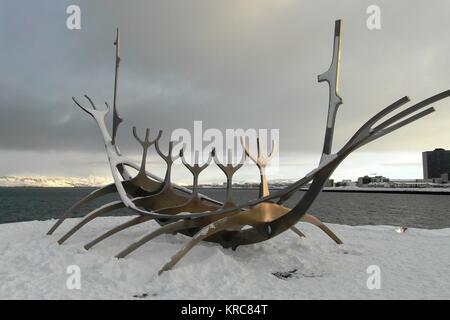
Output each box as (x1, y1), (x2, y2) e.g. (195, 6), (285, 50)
(0, 0), (449, 185)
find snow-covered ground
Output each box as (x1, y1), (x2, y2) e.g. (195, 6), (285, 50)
(0, 217), (449, 299)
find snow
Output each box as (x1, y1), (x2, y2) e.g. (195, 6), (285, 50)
(0, 217), (449, 299)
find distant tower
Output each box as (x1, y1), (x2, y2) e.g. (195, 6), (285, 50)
(422, 148), (450, 179)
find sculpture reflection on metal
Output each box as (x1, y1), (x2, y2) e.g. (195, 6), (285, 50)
(48, 20), (450, 274)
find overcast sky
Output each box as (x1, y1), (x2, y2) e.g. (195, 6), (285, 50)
(0, 0), (449, 184)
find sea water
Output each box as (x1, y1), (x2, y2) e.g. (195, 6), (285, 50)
(0, 187), (449, 229)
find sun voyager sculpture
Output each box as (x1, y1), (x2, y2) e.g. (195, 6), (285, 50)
(47, 20), (450, 274)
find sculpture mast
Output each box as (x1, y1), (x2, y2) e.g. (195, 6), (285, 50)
(112, 28), (123, 146)
(318, 20), (343, 162)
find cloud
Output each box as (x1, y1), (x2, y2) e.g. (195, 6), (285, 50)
(0, 0), (449, 178)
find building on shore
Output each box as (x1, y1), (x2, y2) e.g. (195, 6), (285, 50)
(423, 148), (450, 180)
(357, 175), (389, 187)
(389, 179), (432, 188)
(355, 175), (449, 189)
(335, 179), (356, 187)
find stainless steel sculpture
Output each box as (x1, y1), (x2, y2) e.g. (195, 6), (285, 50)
(48, 20), (450, 274)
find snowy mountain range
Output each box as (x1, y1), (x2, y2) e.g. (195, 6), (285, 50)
(0, 176), (112, 188)
(0, 176), (298, 188)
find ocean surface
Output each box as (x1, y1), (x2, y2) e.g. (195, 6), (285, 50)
(0, 187), (449, 229)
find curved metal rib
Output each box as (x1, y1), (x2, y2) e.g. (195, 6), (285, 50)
(58, 200), (125, 244)
(301, 214), (342, 244)
(84, 215), (153, 250)
(290, 226), (306, 238)
(116, 220), (196, 259)
(47, 183), (117, 235)
(158, 217), (242, 274)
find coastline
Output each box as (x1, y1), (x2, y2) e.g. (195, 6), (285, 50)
(2, 185), (450, 195)
(201, 186), (450, 195)
(320, 187), (450, 195)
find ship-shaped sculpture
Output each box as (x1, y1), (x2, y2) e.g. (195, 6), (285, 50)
(47, 20), (450, 274)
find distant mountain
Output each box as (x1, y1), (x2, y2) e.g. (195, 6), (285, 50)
(0, 176), (112, 188)
(0, 176), (298, 188)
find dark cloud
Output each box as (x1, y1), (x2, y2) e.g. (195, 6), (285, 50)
(0, 0), (449, 178)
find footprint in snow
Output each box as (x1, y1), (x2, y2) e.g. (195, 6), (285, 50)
(133, 292), (157, 299)
(272, 269), (325, 280)
(272, 269), (298, 280)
